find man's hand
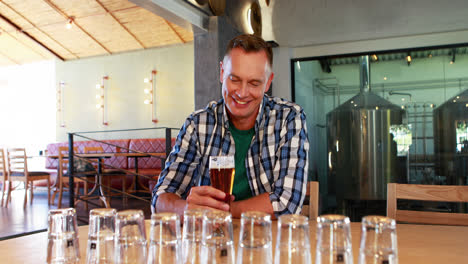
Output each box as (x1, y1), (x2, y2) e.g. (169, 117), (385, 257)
(156, 187), (234, 218)
(185, 186), (231, 212)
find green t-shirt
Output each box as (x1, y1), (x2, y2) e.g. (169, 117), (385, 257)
(229, 122), (255, 201)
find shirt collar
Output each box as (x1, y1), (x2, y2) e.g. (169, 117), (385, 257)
(221, 95), (267, 132)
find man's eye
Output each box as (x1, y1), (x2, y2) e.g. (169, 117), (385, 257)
(249, 82), (261, 87)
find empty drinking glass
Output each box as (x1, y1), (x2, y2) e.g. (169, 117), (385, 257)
(46, 208), (80, 264)
(201, 210), (235, 264)
(315, 214), (353, 264)
(86, 208), (117, 264)
(236, 211), (272, 264)
(147, 212), (181, 264)
(115, 210), (147, 264)
(358, 215), (398, 264)
(274, 214), (311, 264)
(182, 208), (207, 264)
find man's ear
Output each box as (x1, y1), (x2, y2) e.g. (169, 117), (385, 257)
(219, 61), (224, 83)
(264, 72), (274, 93)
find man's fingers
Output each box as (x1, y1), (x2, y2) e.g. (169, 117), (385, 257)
(191, 186), (227, 200)
(187, 187), (229, 211)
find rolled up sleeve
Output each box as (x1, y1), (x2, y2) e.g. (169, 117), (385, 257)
(269, 110), (309, 216)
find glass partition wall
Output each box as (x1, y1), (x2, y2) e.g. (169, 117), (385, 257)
(293, 45), (468, 219)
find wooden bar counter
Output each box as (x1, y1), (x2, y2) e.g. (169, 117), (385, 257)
(0, 220), (467, 263)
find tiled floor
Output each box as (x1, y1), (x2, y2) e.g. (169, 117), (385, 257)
(0, 186), (152, 240)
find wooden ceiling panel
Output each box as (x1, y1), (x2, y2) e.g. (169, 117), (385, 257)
(3, 0), (64, 27)
(0, 54), (17, 66)
(0, 32), (46, 64)
(0, 19), (55, 61)
(113, 7), (182, 47)
(26, 27), (77, 60)
(99, 0), (137, 12)
(0, 3), (30, 30)
(0, 0), (194, 66)
(53, 0), (104, 19)
(77, 13), (141, 53)
(41, 22), (108, 58)
(168, 21), (194, 43)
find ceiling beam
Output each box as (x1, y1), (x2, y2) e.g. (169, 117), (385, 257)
(129, 0), (209, 32)
(41, 0), (112, 55)
(0, 13), (64, 61)
(0, 1), (78, 59)
(163, 19), (185, 43)
(94, 0), (146, 49)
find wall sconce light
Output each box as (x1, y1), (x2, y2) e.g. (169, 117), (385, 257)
(143, 70), (158, 123)
(95, 75), (109, 126)
(57, 81), (66, 127)
(406, 52), (412, 66)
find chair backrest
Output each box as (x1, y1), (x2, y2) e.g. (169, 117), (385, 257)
(387, 183), (468, 226)
(83, 146), (104, 168)
(0, 148), (7, 179)
(301, 181), (319, 220)
(58, 146), (78, 177)
(6, 148), (28, 176)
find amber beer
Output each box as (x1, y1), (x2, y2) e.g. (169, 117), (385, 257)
(209, 156), (235, 203)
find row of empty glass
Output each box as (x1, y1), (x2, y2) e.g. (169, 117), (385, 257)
(46, 208), (398, 264)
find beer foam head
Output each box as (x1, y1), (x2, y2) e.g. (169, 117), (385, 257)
(209, 156), (234, 169)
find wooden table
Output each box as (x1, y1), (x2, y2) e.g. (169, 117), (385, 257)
(0, 220), (467, 263)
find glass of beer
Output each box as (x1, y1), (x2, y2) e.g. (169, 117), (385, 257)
(209, 156), (235, 203)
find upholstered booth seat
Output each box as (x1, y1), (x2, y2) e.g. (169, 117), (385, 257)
(44, 138), (174, 192)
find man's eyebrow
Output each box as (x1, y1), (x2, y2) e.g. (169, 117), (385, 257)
(229, 73), (241, 79)
(230, 73), (263, 83)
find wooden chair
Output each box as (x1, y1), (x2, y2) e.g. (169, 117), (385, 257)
(387, 183), (468, 226)
(6, 148), (50, 208)
(0, 148), (8, 207)
(51, 146), (94, 208)
(301, 181), (319, 220)
(83, 146), (127, 208)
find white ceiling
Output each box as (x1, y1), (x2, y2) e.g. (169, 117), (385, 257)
(261, 0), (468, 48)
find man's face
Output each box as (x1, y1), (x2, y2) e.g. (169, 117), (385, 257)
(220, 48), (274, 127)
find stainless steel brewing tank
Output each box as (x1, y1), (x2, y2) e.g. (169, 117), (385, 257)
(327, 92), (404, 201)
(433, 89), (468, 184)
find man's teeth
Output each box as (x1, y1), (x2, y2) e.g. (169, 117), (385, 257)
(235, 99), (247, 104)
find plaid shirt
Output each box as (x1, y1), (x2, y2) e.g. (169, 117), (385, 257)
(152, 95), (309, 216)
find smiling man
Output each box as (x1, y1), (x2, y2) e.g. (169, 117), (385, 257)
(152, 34), (309, 219)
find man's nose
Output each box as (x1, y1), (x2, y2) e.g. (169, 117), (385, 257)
(236, 82), (249, 97)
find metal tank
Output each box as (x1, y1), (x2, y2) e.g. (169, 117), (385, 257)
(433, 89), (468, 185)
(327, 56), (405, 203)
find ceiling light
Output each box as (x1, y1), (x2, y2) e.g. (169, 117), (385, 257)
(450, 49), (456, 64)
(406, 52), (412, 66)
(383, 76), (387, 81)
(371, 54), (378, 61)
(66, 18), (74, 29)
